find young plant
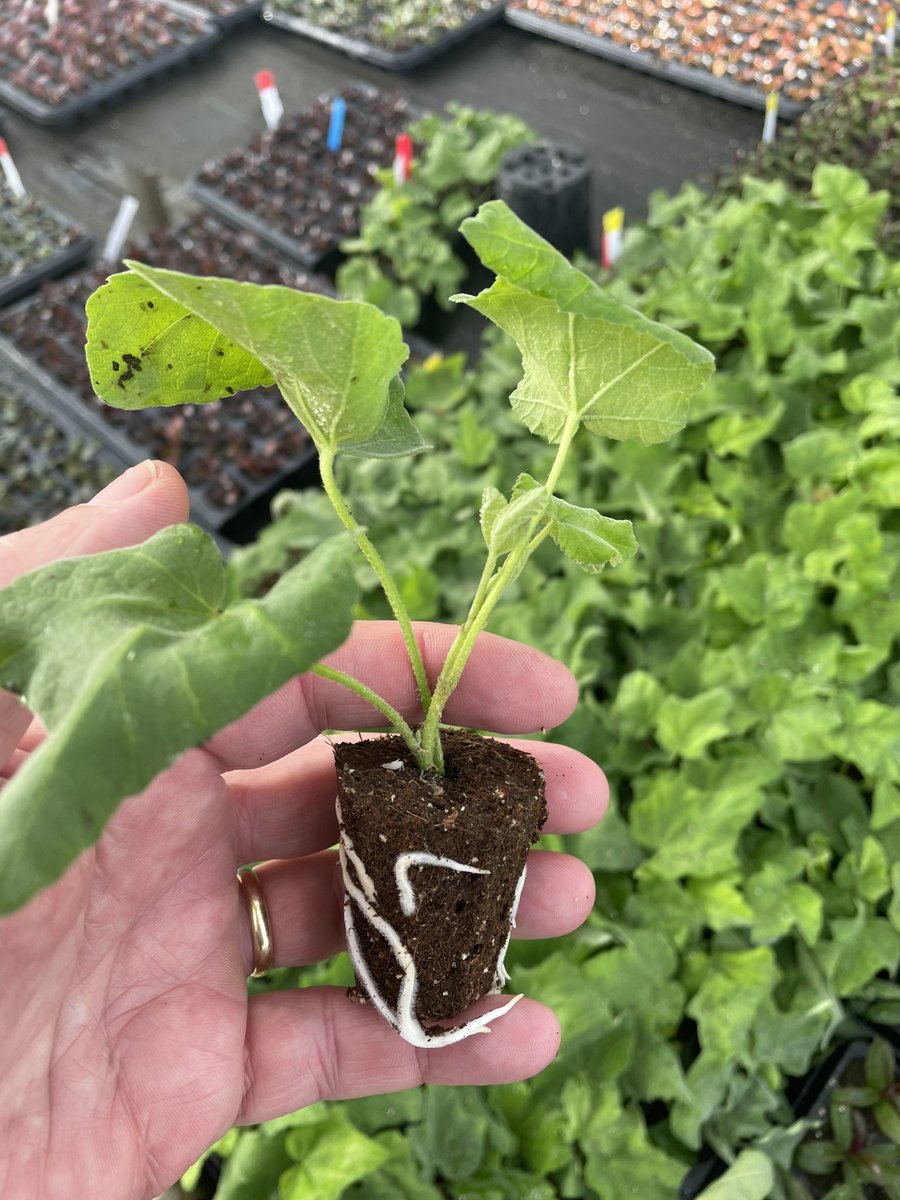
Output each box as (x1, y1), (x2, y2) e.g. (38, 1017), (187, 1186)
(792, 1040), (900, 1198)
(0, 201), (712, 1045)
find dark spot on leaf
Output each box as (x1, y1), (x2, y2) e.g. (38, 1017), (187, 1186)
(166, 363), (173, 370)
(215, 349), (224, 357)
(112, 361), (120, 372)
(147, 300), (155, 309)
(117, 353), (143, 388)
(99, 340), (109, 350)
(225, 386), (235, 395)
(351, 375), (358, 383)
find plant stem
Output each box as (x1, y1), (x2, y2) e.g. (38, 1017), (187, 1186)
(312, 665), (423, 763)
(318, 448), (432, 715)
(419, 414), (580, 768)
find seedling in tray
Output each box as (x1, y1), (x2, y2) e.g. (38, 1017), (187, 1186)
(0, 202), (713, 1047)
(0, 0), (210, 111)
(267, 0), (499, 54)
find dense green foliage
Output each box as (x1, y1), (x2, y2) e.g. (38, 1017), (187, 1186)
(222, 162), (900, 1198)
(717, 59), (900, 255)
(336, 104), (534, 326)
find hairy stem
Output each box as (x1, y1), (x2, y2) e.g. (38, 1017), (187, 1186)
(419, 414), (580, 768)
(312, 665), (423, 763)
(318, 449), (432, 715)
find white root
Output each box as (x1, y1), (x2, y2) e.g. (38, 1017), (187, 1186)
(337, 797), (525, 1047)
(394, 852), (489, 918)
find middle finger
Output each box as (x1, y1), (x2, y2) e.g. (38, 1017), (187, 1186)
(227, 736), (607, 865)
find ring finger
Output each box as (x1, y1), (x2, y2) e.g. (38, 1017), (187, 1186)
(239, 848), (594, 977)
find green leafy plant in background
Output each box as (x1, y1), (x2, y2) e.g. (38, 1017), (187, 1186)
(716, 58), (900, 256)
(336, 104), (534, 326)
(218, 160), (900, 1198)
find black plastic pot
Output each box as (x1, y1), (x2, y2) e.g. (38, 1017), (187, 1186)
(497, 142), (592, 258)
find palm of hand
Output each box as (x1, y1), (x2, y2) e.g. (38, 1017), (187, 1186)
(0, 466), (604, 1200)
(1, 747), (247, 1198)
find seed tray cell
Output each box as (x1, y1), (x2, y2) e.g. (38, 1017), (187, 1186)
(505, 1), (891, 115)
(262, 1), (505, 70)
(0, 214), (330, 536)
(188, 84), (415, 268)
(0, 364), (125, 536)
(0, 0), (221, 126)
(0, 183), (95, 308)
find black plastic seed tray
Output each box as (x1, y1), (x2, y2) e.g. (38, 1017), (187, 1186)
(0, 190), (95, 308)
(164, 0), (264, 30)
(188, 83), (416, 269)
(263, 1), (504, 70)
(0, 360), (126, 536)
(0, 3), (221, 127)
(504, 7), (807, 117)
(0, 216), (332, 537)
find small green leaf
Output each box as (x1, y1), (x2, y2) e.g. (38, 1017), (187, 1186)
(340, 377), (430, 459)
(0, 526), (357, 913)
(873, 1098), (900, 1143)
(484, 487), (549, 557)
(795, 1140), (843, 1175)
(456, 200), (714, 445)
(545, 494), (637, 573)
(865, 1038), (895, 1093)
(693, 1149), (774, 1200)
(281, 1112), (389, 1199)
(655, 688), (734, 759)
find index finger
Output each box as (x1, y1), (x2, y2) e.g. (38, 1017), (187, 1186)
(205, 621), (578, 770)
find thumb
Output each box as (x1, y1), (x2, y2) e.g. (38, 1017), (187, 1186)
(0, 460), (190, 589)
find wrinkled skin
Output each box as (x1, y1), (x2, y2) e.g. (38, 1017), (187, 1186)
(0, 462), (606, 1200)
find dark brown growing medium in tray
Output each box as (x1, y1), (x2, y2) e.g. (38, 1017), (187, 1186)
(335, 730), (546, 1041)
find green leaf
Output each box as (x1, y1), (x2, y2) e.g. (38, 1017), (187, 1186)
(351, 1131), (443, 1200)
(482, 486), (549, 558)
(456, 200), (714, 445)
(687, 947), (778, 1061)
(545, 494), (637, 573)
(86, 264), (412, 457)
(339, 376), (430, 459)
(407, 1087), (489, 1183)
(84, 270), (273, 405)
(580, 1086), (687, 1200)
(281, 1112), (389, 1199)
(213, 1128), (292, 1200)
(0, 526), (357, 913)
(655, 687), (734, 759)
(693, 1149), (774, 1200)
(865, 1038), (895, 1093)
(834, 836), (891, 904)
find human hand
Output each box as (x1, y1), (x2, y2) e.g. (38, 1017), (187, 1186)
(0, 463), (607, 1200)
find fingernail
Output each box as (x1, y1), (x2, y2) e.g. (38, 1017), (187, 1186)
(88, 460), (160, 505)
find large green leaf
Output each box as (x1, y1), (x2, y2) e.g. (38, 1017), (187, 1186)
(0, 526), (357, 913)
(85, 264), (413, 456)
(455, 200), (714, 444)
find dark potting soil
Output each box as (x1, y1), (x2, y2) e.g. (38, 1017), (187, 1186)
(335, 730), (546, 1027)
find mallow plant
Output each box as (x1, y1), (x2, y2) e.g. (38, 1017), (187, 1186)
(0, 201), (713, 1045)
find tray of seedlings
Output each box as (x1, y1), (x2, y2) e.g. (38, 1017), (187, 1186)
(188, 83), (415, 270)
(263, 0), (505, 69)
(0, 364), (124, 536)
(0, 0), (220, 126)
(0, 181), (95, 308)
(504, 0), (891, 116)
(163, 0), (265, 30)
(0, 214), (329, 540)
